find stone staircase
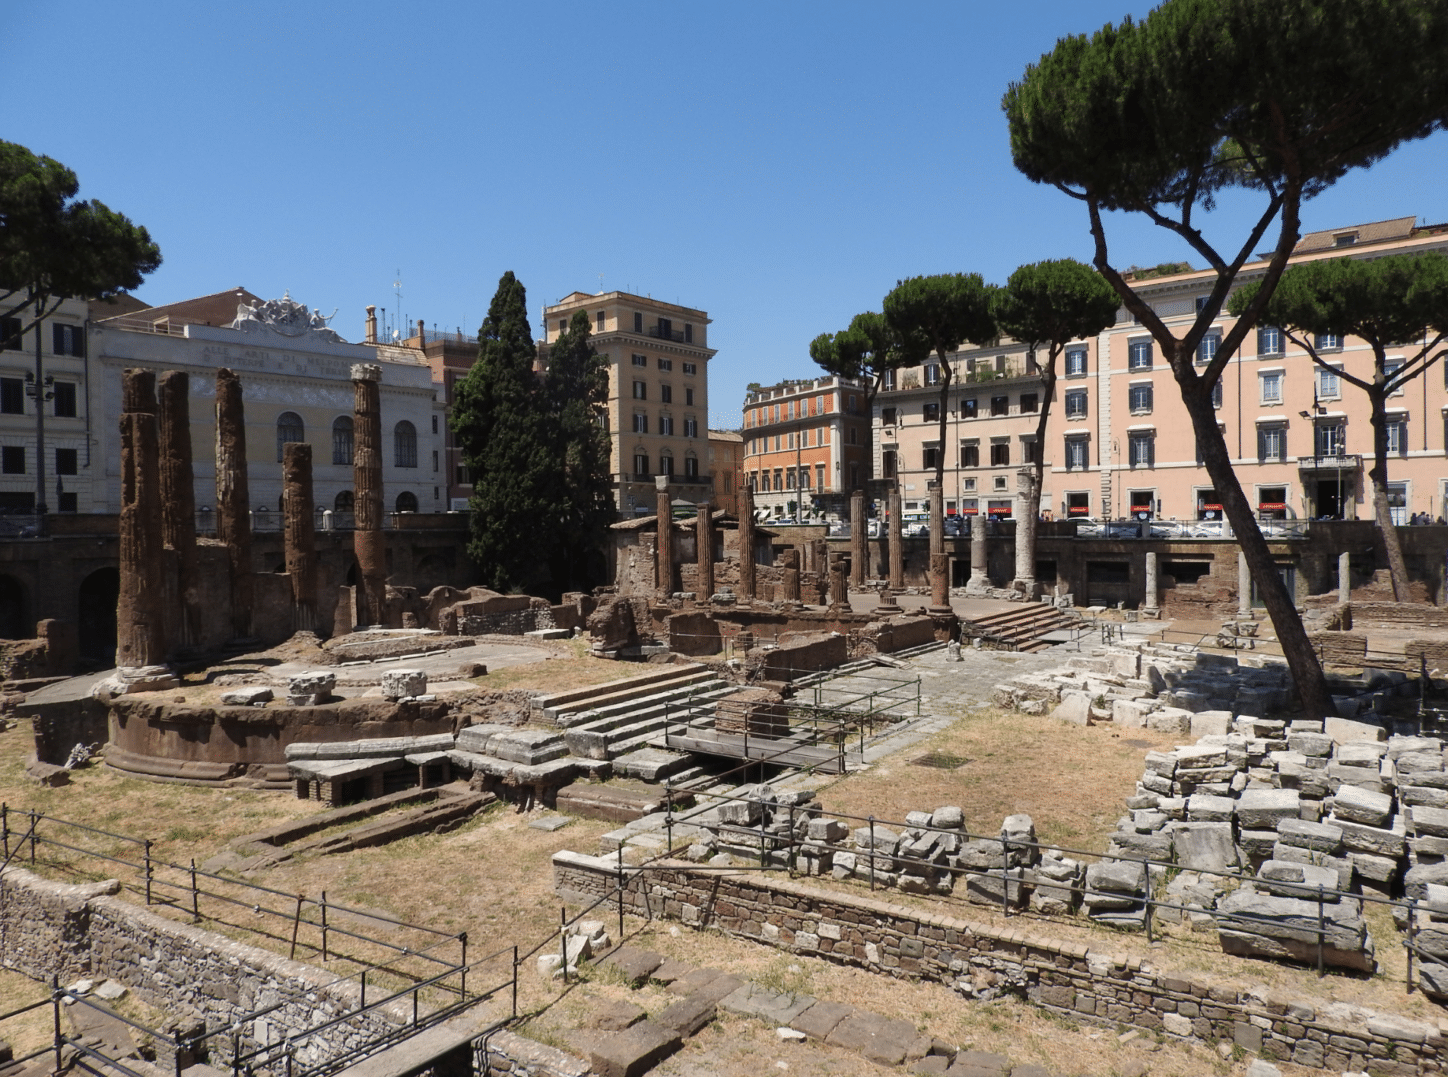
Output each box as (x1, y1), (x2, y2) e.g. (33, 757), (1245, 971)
(962, 603), (1082, 652)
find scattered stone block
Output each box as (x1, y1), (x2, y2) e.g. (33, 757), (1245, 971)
(287, 671), (336, 706)
(1332, 785), (1394, 828)
(379, 668), (427, 701)
(589, 1020), (681, 1077)
(220, 686), (273, 706)
(652, 995), (716, 1037)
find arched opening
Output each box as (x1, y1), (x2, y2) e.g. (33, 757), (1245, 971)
(395, 491), (418, 513)
(0, 575), (27, 640)
(394, 421), (417, 468)
(335, 490), (354, 512)
(332, 416), (354, 465)
(77, 567), (118, 666)
(276, 412), (304, 462)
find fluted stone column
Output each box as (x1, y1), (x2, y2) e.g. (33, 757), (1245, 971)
(1144, 551), (1159, 612)
(215, 369), (253, 640)
(850, 490), (866, 586)
(656, 478), (674, 598)
(738, 486), (756, 600)
(829, 556), (848, 609)
(158, 371), (198, 650)
(284, 442), (318, 632)
(696, 502), (714, 601)
(782, 549), (801, 603)
(352, 364), (387, 628)
(888, 488), (904, 591)
(118, 370), (165, 668)
(1338, 550), (1352, 604)
(1238, 551), (1252, 617)
(968, 513), (988, 591)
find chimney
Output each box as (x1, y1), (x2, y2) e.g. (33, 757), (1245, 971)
(365, 305), (377, 344)
(417, 319), (425, 347)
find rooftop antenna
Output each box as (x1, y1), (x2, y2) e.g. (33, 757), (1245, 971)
(393, 269), (403, 338)
(598, 273), (604, 294)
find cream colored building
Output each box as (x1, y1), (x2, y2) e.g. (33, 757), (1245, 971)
(542, 291), (715, 516)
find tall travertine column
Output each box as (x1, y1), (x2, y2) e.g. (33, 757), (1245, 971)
(655, 478), (674, 598)
(968, 513), (988, 591)
(158, 371), (199, 649)
(352, 364), (387, 627)
(738, 486), (756, 600)
(928, 484), (949, 610)
(1144, 551), (1159, 611)
(1338, 550), (1352, 604)
(118, 370), (166, 668)
(284, 442), (319, 632)
(888, 489), (904, 590)
(215, 368), (253, 640)
(695, 502), (714, 600)
(850, 490), (866, 586)
(1237, 551), (1252, 616)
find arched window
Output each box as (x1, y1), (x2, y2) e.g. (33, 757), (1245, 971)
(394, 420), (417, 468)
(276, 412), (304, 462)
(395, 491), (418, 512)
(334, 490), (354, 512)
(332, 416), (354, 465)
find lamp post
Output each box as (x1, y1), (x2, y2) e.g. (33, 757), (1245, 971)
(24, 360), (53, 529)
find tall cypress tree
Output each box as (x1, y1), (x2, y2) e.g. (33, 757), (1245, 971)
(545, 310), (614, 592)
(451, 272), (555, 593)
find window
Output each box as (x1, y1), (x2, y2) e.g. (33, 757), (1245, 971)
(657, 318), (673, 339)
(432, 449), (438, 472)
(990, 440), (1010, 466)
(454, 465), (470, 485)
(684, 455), (698, 478)
(1258, 326), (1283, 355)
(759, 471), (769, 492)
(0, 379), (23, 415)
(633, 453), (649, 476)
(52, 324), (84, 357)
(683, 361), (697, 376)
(1315, 331), (1342, 351)
(55, 448), (77, 475)
(1020, 393), (1038, 414)
(1066, 491), (1090, 516)
(1065, 348), (1087, 376)
(1128, 339), (1153, 370)
(1315, 422), (1346, 456)
(633, 312), (643, 332)
(659, 416), (674, 435)
(332, 417), (354, 465)
(597, 311), (606, 333)
(1334, 232), (1359, 248)
(1021, 438), (1038, 464)
(924, 364), (941, 386)
(990, 396), (1008, 417)
(882, 407), (897, 426)
(961, 398), (977, 418)
(1211, 378), (1223, 408)
(1386, 359), (1405, 396)
(882, 449), (897, 478)
(632, 381), (647, 400)
(556, 319), (567, 336)
(276, 412), (303, 462)
(633, 413), (648, 434)
(52, 382), (76, 418)
(848, 393), (857, 412)
(1065, 437), (1088, 471)
(684, 417), (698, 438)
(685, 388), (694, 406)
(1386, 419), (1407, 455)
(848, 426), (858, 445)
(1128, 383), (1153, 414)
(0, 318), (20, 351)
(1258, 424), (1286, 462)
(960, 441), (979, 467)
(632, 353), (647, 367)
(1260, 371), (1283, 404)
(923, 402), (939, 422)
(1, 447), (23, 474)
(1196, 331), (1220, 365)
(773, 468), (783, 490)
(335, 490), (355, 512)
(1317, 365), (1341, 399)
(658, 358), (672, 371)
(882, 370), (896, 391)
(393, 421), (417, 468)
(923, 447), (939, 469)
(660, 384), (672, 403)
(431, 415), (438, 435)
(816, 394), (824, 414)
(1064, 389), (1087, 418)
(1128, 432), (1155, 468)
(785, 467), (796, 489)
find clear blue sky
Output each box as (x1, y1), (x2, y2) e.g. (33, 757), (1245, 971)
(12, 1), (1446, 430)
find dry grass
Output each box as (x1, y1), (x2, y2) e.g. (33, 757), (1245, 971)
(813, 706), (1182, 851)
(469, 639), (661, 695)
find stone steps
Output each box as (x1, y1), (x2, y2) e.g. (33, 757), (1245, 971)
(563, 684), (732, 760)
(967, 604), (1080, 652)
(535, 666), (715, 725)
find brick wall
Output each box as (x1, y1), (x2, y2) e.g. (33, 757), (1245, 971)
(553, 852), (1448, 1075)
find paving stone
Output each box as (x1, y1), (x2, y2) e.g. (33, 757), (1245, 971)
(790, 999), (855, 1041)
(589, 1020), (681, 1077)
(649, 958), (693, 984)
(718, 983), (816, 1025)
(946, 1049), (1010, 1076)
(669, 969), (745, 1003)
(651, 995), (716, 1037)
(589, 1000), (646, 1032)
(912, 1057), (950, 1075)
(597, 946), (664, 987)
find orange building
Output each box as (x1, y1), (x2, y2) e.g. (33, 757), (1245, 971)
(742, 376), (870, 521)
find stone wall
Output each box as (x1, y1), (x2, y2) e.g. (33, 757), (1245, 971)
(552, 853), (1448, 1075)
(476, 1030), (588, 1077)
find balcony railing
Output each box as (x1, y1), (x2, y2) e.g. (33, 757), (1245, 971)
(647, 325), (687, 342)
(1298, 454), (1361, 471)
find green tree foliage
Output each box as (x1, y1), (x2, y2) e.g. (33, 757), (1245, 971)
(451, 272), (556, 595)
(992, 259), (1119, 589)
(0, 141), (161, 344)
(1002, 0), (1448, 718)
(883, 274), (995, 525)
(544, 309), (614, 592)
(1231, 253), (1448, 600)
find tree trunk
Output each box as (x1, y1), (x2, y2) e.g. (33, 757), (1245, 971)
(1180, 374), (1332, 717)
(1368, 388), (1411, 601)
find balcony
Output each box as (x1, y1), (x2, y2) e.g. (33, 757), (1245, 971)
(1298, 454), (1361, 471)
(647, 325), (687, 343)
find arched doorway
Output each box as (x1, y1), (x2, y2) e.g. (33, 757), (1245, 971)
(78, 567), (119, 666)
(395, 491), (418, 513)
(0, 575), (27, 640)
